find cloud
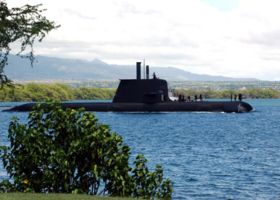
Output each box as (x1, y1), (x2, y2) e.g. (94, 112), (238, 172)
(115, 1), (160, 17)
(63, 9), (96, 21)
(242, 30), (280, 49)
(6, 0), (280, 80)
(201, 0), (240, 11)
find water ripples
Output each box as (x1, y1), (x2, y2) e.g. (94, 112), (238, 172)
(1, 100), (280, 199)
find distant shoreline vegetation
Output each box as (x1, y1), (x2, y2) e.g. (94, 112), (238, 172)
(173, 88), (280, 99)
(0, 83), (280, 102)
(0, 83), (115, 101)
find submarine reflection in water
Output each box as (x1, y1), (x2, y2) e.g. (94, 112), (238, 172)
(7, 62), (253, 113)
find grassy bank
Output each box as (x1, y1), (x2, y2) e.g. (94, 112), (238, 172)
(0, 193), (134, 200)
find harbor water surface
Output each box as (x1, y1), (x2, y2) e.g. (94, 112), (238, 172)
(1, 100), (280, 199)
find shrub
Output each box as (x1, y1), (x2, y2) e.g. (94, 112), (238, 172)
(0, 102), (172, 198)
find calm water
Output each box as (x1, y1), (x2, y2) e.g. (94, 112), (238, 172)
(1, 100), (280, 199)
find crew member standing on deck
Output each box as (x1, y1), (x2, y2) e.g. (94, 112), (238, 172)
(238, 93), (242, 101)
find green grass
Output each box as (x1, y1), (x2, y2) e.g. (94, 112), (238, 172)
(0, 193), (134, 200)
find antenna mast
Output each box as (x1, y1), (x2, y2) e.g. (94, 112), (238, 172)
(143, 59), (145, 79)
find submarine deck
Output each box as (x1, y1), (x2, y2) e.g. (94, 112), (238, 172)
(5, 101), (253, 113)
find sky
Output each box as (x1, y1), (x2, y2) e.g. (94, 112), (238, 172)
(7, 0), (280, 80)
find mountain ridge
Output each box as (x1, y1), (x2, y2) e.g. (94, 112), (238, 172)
(5, 55), (258, 82)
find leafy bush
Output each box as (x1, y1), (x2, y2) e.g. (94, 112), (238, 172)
(0, 102), (172, 198)
(0, 1), (58, 85)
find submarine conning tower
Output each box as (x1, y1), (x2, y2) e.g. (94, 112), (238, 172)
(113, 62), (171, 103)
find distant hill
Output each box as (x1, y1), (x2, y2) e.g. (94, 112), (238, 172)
(5, 55), (258, 82)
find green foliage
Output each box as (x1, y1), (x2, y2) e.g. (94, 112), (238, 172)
(0, 193), (135, 200)
(0, 102), (172, 198)
(132, 155), (172, 199)
(0, 1), (59, 85)
(0, 83), (115, 101)
(72, 87), (115, 100)
(174, 88), (280, 99)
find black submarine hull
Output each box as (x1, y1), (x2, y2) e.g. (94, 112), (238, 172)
(6, 101), (253, 113)
(5, 62), (254, 113)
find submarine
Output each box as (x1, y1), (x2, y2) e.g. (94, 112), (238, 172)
(6, 62), (253, 113)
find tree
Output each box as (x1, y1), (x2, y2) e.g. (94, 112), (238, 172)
(0, 1), (59, 85)
(0, 102), (172, 198)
